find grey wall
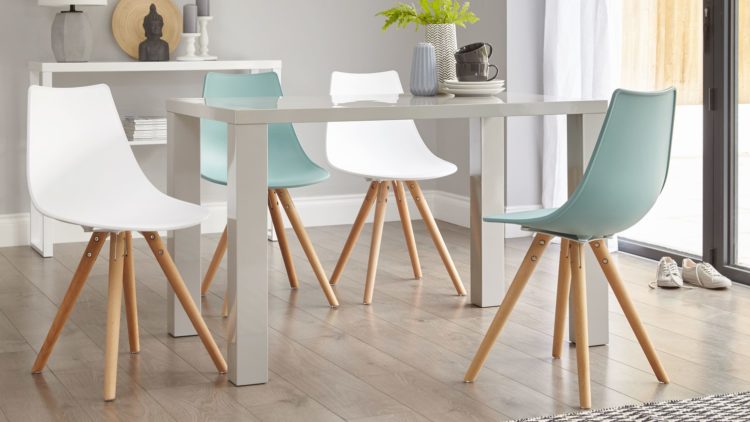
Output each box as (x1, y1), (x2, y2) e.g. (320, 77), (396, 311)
(1, 0), (543, 215)
(435, 0), (545, 207)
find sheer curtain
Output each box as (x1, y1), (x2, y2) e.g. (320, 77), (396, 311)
(542, 0), (622, 208)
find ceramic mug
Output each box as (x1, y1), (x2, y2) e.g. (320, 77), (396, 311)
(455, 42), (493, 63)
(456, 62), (499, 82)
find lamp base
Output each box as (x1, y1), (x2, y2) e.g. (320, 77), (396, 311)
(51, 10), (93, 62)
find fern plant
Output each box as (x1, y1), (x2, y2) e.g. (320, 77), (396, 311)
(377, 0), (479, 31)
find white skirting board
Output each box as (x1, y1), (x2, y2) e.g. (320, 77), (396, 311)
(0, 191), (540, 248)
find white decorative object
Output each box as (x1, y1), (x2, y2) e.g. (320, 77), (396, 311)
(425, 23), (458, 84)
(197, 16), (217, 61)
(177, 33), (200, 61)
(410, 43), (438, 96)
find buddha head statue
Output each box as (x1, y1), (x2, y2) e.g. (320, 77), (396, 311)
(143, 4), (164, 39)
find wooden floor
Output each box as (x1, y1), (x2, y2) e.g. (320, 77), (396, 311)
(1, 221), (750, 421)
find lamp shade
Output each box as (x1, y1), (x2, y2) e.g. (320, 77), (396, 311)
(39, 0), (107, 5)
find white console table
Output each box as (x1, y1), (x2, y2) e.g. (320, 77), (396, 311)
(28, 60), (282, 258)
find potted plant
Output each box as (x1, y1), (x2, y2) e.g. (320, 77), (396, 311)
(378, 0), (479, 83)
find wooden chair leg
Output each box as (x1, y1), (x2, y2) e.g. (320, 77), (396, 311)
(122, 231), (140, 354)
(570, 241), (591, 409)
(141, 232), (228, 374)
(552, 239), (571, 358)
(330, 181), (379, 285)
(200, 226), (228, 296)
(222, 288), (229, 318)
(104, 232), (127, 401)
(590, 240), (670, 383)
(392, 181), (422, 279)
(405, 181), (466, 296)
(364, 181), (390, 305)
(269, 189), (298, 289)
(32, 232), (107, 374)
(275, 189), (339, 308)
(465, 234), (552, 381)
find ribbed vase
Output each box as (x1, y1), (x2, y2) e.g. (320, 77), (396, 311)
(410, 43), (438, 96)
(425, 24), (458, 83)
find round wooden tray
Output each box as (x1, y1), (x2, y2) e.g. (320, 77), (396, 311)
(112, 0), (182, 59)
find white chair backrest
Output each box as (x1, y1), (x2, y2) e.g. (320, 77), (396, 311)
(326, 71), (436, 176)
(27, 84), (161, 222)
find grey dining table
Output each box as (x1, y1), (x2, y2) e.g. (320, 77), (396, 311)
(165, 91), (610, 386)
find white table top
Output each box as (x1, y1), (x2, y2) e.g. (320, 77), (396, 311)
(166, 93), (608, 125)
(29, 60), (282, 73)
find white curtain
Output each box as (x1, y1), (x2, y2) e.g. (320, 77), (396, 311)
(542, 0), (622, 208)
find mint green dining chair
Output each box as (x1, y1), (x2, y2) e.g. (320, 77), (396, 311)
(199, 72), (338, 308)
(464, 88), (677, 409)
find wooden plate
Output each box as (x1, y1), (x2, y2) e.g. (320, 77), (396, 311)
(112, 0), (182, 59)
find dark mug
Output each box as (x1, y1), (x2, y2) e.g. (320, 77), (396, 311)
(456, 62), (499, 82)
(455, 42), (493, 63)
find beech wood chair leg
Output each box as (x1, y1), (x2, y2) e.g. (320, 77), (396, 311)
(405, 181), (466, 296)
(590, 240), (670, 383)
(570, 241), (591, 409)
(552, 239), (571, 358)
(464, 234), (553, 381)
(222, 288), (229, 318)
(364, 181), (390, 305)
(104, 232), (127, 401)
(200, 226), (228, 296)
(330, 181), (379, 285)
(141, 232), (228, 374)
(32, 232), (107, 374)
(393, 181), (422, 279)
(269, 189), (299, 289)
(276, 189), (339, 308)
(122, 231), (140, 354)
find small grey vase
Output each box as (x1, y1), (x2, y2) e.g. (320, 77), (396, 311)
(410, 43), (438, 96)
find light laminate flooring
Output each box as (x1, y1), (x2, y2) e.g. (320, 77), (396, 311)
(0, 221), (749, 421)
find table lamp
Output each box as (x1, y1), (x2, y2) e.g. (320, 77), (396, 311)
(39, 0), (107, 62)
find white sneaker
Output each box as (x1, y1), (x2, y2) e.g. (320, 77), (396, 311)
(655, 257), (683, 288)
(681, 259), (732, 289)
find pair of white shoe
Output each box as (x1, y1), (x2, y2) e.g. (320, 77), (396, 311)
(656, 257), (732, 289)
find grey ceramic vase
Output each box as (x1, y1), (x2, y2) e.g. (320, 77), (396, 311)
(410, 43), (438, 97)
(425, 24), (458, 83)
(51, 10), (93, 62)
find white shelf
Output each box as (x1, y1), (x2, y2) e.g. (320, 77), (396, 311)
(129, 139), (167, 146)
(29, 60), (282, 73)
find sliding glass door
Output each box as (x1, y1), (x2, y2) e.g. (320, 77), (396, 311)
(735, 0), (750, 269)
(616, 0), (750, 285)
(617, 0), (704, 257)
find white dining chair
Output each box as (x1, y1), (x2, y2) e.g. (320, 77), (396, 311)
(327, 70), (467, 304)
(27, 84), (227, 401)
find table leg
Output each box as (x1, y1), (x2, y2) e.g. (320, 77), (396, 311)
(29, 70), (54, 258)
(166, 112), (201, 337)
(469, 117), (506, 307)
(226, 123), (268, 386)
(567, 113), (609, 346)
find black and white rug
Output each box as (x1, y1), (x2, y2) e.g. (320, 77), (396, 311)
(515, 392), (750, 421)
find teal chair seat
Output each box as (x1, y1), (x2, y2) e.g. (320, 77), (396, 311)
(200, 123), (330, 189)
(199, 71), (338, 308)
(466, 88), (677, 410)
(200, 72), (330, 189)
(485, 88), (677, 241)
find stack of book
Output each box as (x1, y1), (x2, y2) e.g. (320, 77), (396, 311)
(122, 116), (167, 143)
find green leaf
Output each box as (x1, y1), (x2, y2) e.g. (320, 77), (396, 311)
(377, 0), (477, 30)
